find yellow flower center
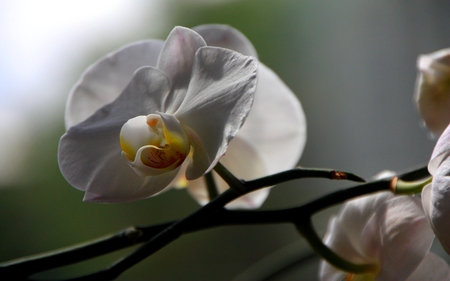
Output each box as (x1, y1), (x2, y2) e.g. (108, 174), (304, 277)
(120, 114), (190, 176)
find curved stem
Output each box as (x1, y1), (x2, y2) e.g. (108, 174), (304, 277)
(392, 177), (432, 195)
(213, 162), (246, 193)
(296, 219), (379, 274)
(204, 172), (219, 200)
(245, 167), (365, 191)
(0, 223), (173, 277)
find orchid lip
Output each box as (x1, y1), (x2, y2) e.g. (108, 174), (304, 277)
(120, 113), (190, 177)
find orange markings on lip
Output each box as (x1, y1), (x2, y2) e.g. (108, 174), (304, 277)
(147, 118), (159, 127)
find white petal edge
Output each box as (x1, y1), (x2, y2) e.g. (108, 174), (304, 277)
(429, 123), (450, 175)
(235, 63), (307, 175)
(156, 26), (206, 113)
(65, 40), (164, 129)
(427, 160), (450, 254)
(192, 24), (258, 58)
(175, 46), (258, 179)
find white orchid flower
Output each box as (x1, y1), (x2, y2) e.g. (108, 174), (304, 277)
(58, 25), (306, 206)
(319, 191), (441, 281)
(422, 123), (450, 254)
(58, 26), (258, 203)
(414, 48), (450, 135)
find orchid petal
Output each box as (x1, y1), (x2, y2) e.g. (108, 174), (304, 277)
(186, 137), (267, 209)
(429, 123), (450, 175)
(337, 191), (393, 251)
(156, 26), (206, 113)
(426, 159), (450, 254)
(319, 216), (372, 281)
(175, 46), (258, 179)
(360, 196), (434, 281)
(421, 184), (432, 223)
(65, 40), (164, 128)
(192, 24), (258, 58)
(406, 253), (450, 281)
(58, 67), (172, 203)
(235, 63), (307, 175)
(82, 166), (181, 203)
(182, 124), (211, 180)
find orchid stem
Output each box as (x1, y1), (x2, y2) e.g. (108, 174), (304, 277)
(296, 218), (379, 274)
(245, 167), (365, 191)
(213, 162), (246, 193)
(204, 172), (219, 201)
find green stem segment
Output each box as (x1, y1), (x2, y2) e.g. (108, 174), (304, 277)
(296, 218), (379, 275)
(392, 177), (432, 195)
(204, 172), (219, 201)
(213, 162), (246, 193)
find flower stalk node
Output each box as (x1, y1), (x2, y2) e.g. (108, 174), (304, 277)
(123, 227), (144, 243)
(391, 177), (431, 195)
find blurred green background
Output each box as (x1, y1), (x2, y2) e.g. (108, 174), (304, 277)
(1, 0), (450, 280)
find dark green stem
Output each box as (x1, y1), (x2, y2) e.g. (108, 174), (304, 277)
(245, 167), (365, 191)
(213, 162), (246, 193)
(296, 219), (379, 274)
(204, 172), (219, 201)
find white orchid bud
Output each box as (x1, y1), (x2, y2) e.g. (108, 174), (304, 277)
(414, 48), (450, 135)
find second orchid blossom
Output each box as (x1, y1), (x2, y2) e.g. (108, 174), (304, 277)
(319, 191), (447, 281)
(423, 123), (450, 255)
(58, 25), (306, 207)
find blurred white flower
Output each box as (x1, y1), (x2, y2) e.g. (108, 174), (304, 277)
(58, 26), (258, 203)
(319, 191), (443, 281)
(423, 123), (450, 255)
(414, 48), (450, 135)
(58, 24), (306, 207)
